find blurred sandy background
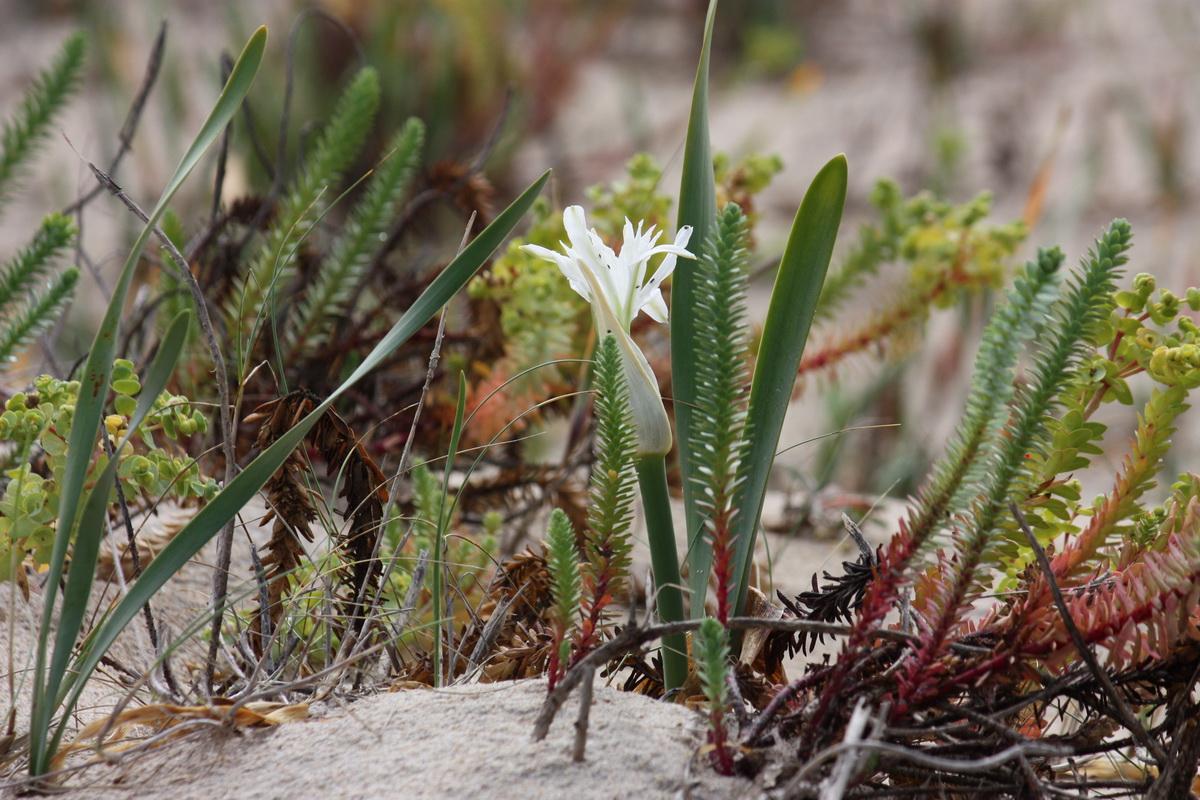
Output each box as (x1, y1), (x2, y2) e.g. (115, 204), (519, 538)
(2, 3), (1199, 795)
(2, 0), (1198, 546)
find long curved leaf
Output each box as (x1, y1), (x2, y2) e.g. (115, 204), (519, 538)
(59, 169), (551, 737)
(51, 309), (192, 708)
(730, 153), (847, 617)
(29, 27), (267, 776)
(676, 0), (720, 618)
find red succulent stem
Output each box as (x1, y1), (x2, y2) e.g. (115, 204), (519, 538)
(710, 493), (735, 626)
(708, 708), (736, 775)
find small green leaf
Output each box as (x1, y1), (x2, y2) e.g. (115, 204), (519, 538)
(1108, 377), (1134, 405)
(113, 394), (137, 417)
(111, 378), (140, 396)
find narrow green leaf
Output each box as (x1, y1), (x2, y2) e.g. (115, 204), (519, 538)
(675, 0), (719, 617)
(56, 168), (549, 745)
(340, 171), (550, 391)
(46, 310), (191, 750)
(637, 453), (688, 691)
(730, 154), (847, 617)
(30, 27), (267, 776)
(434, 371), (468, 686)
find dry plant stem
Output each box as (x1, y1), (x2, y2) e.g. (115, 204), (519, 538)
(61, 21), (166, 218)
(1147, 714), (1200, 800)
(533, 616), (875, 741)
(341, 218), (471, 672)
(741, 624), (992, 746)
(1010, 502), (1167, 767)
(85, 164), (239, 694)
(100, 434), (179, 698)
(209, 53), (234, 225)
(0, 718), (225, 792)
(467, 584), (526, 673)
(391, 208), (471, 498)
(233, 638), (390, 713)
(818, 698), (875, 800)
(742, 669), (827, 747)
(534, 621), (643, 740)
(346, 302), (448, 646)
(573, 665), (595, 762)
(60, 26), (170, 355)
(72, 219), (107, 294)
(784, 739), (1071, 796)
(83, 651), (161, 764)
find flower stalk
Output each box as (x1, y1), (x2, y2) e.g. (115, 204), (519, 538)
(636, 454), (689, 691)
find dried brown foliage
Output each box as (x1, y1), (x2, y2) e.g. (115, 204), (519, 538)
(243, 390), (388, 656)
(51, 699), (308, 773)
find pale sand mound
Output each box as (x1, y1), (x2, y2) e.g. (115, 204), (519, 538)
(38, 680), (744, 800)
(1, 498), (890, 800)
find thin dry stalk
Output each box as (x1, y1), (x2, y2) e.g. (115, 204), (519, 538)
(572, 665), (595, 762)
(82, 162), (239, 695)
(1012, 502), (1167, 766)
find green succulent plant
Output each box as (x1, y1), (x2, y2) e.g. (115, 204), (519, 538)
(0, 366), (216, 583)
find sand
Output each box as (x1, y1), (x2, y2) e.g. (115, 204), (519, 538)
(1, 497), (880, 799)
(25, 681), (740, 800)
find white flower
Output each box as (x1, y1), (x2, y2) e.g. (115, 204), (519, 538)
(522, 206), (694, 456)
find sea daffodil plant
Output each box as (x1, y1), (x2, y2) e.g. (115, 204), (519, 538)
(524, 2), (845, 698)
(524, 206), (694, 688)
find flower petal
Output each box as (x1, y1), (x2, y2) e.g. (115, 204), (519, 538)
(641, 288), (670, 323)
(614, 328), (672, 456)
(575, 248), (672, 456)
(632, 225), (694, 321)
(564, 206), (629, 321)
(521, 243), (591, 301)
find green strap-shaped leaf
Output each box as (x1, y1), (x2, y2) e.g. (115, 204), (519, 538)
(40, 311), (192, 762)
(51, 309), (192, 705)
(676, 0), (720, 618)
(730, 154), (847, 617)
(30, 27), (267, 776)
(55, 169), (550, 751)
(433, 371), (468, 686)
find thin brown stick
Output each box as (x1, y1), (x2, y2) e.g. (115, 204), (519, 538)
(100, 434), (179, 698)
(84, 163), (238, 695)
(572, 665), (594, 762)
(742, 668), (828, 747)
(61, 21), (167, 217)
(533, 616), (873, 741)
(1011, 502), (1167, 766)
(784, 738), (1070, 795)
(209, 52), (234, 225)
